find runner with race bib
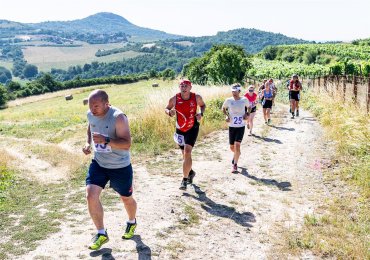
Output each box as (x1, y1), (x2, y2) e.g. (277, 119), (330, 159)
(165, 79), (206, 190)
(82, 89), (137, 250)
(222, 84), (250, 174)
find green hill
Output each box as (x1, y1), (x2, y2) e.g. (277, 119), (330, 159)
(28, 12), (181, 41)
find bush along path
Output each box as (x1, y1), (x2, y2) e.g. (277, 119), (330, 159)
(16, 104), (336, 259)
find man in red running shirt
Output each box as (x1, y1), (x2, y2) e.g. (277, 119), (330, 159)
(165, 79), (206, 190)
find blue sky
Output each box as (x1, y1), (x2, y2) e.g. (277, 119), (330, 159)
(1, 0), (369, 41)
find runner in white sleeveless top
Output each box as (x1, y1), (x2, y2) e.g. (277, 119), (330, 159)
(222, 84), (250, 173)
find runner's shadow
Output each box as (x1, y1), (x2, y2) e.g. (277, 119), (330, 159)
(132, 235), (152, 260)
(252, 134), (283, 144)
(269, 125), (295, 131)
(239, 167), (292, 191)
(301, 117), (317, 122)
(184, 185), (256, 228)
(90, 248), (115, 259)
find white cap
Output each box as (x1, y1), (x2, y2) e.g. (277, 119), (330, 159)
(231, 84), (241, 92)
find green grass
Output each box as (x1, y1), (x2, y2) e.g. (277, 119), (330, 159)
(0, 80), (174, 142)
(0, 165), (86, 259)
(282, 88), (370, 259)
(0, 60), (13, 70)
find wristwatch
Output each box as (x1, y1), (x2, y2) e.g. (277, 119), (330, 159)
(104, 136), (110, 145)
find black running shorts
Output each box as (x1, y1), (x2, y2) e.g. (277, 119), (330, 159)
(289, 91), (300, 101)
(176, 122), (200, 149)
(262, 100), (273, 109)
(229, 126), (245, 145)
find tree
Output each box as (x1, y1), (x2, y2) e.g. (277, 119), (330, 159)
(0, 66), (12, 84)
(0, 84), (8, 107)
(183, 44), (252, 85)
(36, 73), (62, 92)
(7, 81), (21, 92)
(161, 68), (176, 80)
(23, 64), (38, 78)
(263, 46), (278, 60)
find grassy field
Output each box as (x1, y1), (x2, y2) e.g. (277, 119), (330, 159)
(279, 87), (370, 259)
(22, 43), (143, 71)
(0, 60), (13, 70)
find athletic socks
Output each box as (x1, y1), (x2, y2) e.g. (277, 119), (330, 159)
(98, 228), (106, 235)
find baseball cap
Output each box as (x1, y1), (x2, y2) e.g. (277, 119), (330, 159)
(179, 79), (192, 87)
(230, 84), (241, 92)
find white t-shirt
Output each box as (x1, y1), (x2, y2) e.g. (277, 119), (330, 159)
(222, 97), (250, 127)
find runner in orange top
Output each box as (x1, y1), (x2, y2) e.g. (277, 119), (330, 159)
(165, 79), (206, 190)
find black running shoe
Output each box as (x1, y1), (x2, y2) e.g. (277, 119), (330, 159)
(179, 180), (187, 190)
(187, 170), (196, 184)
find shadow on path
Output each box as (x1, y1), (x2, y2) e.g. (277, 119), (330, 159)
(269, 125), (295, 131)
(90, 248), (115, 260)
(240, 167), (292, 191)
(132, 235), (152, 260)
(252, 134), (283, 144)
(184, 185), (256, 228)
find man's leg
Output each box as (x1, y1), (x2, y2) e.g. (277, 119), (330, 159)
(86, 184), (109, 250)
(183, 144), (193, 178)
(290, 99), (295, 118)
(233, 142), (241, 164)
(296, 100), (300, 116)
(121, 196), (137, 221)
(86, 184), (104, 230)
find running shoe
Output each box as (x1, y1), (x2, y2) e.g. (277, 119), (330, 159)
(296, 110), (299, 117)
(291, 113), (295, 119)
(187, 170), (196, 184)
(88, 232), (109, 250)
(179, 180), (187, 190)
(232, 164), (238, 174)
(122, 221), (137, 239)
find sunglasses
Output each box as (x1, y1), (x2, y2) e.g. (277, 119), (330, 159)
(248, 89), (254, 92)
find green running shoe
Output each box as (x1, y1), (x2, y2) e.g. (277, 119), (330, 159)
(88, 232), (109, 250)
(122, 221), (137, 239)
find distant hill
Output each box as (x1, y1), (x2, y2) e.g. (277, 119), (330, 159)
(27, 12), (181, 41)
(172, 28), (311, 54)
(0, 12), (182, 43)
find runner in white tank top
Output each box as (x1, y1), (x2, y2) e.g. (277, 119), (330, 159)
(222, 84), (250, 173)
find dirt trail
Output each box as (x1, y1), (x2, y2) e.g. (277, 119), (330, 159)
(17, 104), (333, 259)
